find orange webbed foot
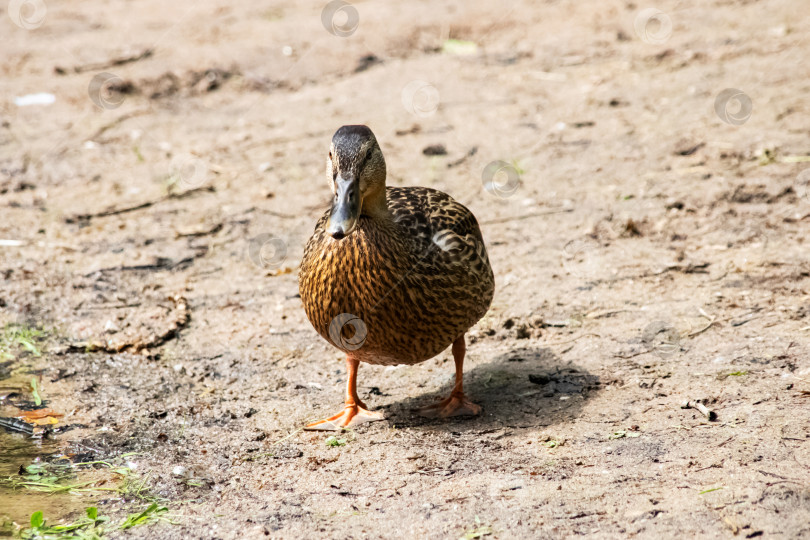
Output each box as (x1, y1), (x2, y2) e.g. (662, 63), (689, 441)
(418, 392), (481, 418)
(304, 403), (385, 431)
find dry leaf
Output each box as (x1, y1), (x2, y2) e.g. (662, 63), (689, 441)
(20, 408), (64, 420)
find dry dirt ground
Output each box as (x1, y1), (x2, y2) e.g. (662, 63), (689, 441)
(2, 0), (810, 538)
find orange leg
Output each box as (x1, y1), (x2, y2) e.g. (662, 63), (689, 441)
(305, 356), (384, 431)
(419, 335), (482, 418)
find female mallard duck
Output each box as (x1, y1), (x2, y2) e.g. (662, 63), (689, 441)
(299, 125), (494, 430)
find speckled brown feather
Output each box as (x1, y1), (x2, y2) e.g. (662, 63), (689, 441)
(299, 186), (494, 366)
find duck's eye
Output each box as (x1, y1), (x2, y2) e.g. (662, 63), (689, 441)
(328, 151), (332, 160)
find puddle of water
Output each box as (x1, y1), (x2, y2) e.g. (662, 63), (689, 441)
(0, 431), (88, 527)
(0, 372), (89, 528)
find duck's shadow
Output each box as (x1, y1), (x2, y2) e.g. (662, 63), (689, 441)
(379, 346), (601, 431)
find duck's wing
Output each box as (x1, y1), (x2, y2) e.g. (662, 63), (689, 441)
(386, 186), (490, 271)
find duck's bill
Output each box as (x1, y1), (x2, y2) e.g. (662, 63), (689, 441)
(326, 176), (360, 239)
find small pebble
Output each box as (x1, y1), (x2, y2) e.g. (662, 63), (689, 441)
(422, 144), (447, 156)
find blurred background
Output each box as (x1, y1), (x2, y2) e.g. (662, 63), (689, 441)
(2, 0), (810, 537)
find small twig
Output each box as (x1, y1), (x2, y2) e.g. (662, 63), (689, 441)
(543, 333), (600, 347)
(55, 295), (189, 354)
(175, 222), (223, 238)
(695, 462), (723, 472)
(88, 109), (150, 140)
(83, 302), (143, 310)
(614, 349), (648, 359)
(270, 427), (304, 447)
(85, 256), (196, 276)
(542, 320), (571, 328)
(757, 469), (790, 480)
(717, 436), (735, 447)
(681, 400), (717, 421)
(648, 262), (711, 276)
(446, 146), (478, 168)
(585, 308), (638, 319)
(756, 469), (804, 484)
(686, 310), (760, 338)
(688, 319), (717, 338)
(66, 186), (214, 223)
(56, 48), (154, 74)
(731, 315), (760, 327)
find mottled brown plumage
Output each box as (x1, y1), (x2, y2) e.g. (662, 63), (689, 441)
(298, 125), (494, 429)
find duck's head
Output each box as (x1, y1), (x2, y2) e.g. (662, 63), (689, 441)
(325, 125), (387, 240)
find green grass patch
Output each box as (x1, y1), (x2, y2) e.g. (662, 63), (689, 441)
(118, 502), (170, 530)
(699, 486), (724, 495)
(4, 454), (144, 496)
(30, 377), (42, 406)
(325, 435), (347, 447)
(23, 506), (107, 540)
(460, 516), (493, 539)
(6, 460), (90, 494)
(608, 430), (641, 440)
(0, 324), (45, 360)
(22, 503), (175, 539)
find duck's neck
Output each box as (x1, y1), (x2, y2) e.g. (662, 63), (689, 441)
(361, 185), (390, 221)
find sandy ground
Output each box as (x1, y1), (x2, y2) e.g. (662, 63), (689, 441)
(2, 0), (810, 537)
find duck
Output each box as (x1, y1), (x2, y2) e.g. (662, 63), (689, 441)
(298, 125), (494, 430)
